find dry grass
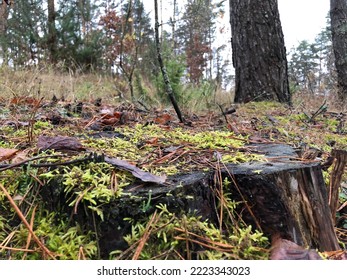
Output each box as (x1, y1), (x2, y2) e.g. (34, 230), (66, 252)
(292, 89), (346, 113)
(0, 66), (121, 104)
(0, 66), (345, 115)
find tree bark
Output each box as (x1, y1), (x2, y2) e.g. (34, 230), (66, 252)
(328, 149), (347, 222)
(47, 0), (57, 64)
(229, 0), (291, 104)
(330, 0), (347, 104)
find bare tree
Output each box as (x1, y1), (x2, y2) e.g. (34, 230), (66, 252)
(154, 0), (183, 122)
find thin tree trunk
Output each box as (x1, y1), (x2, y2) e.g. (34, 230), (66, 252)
(154, 0), (183, 123)
(47, 0), (57, 64)
(229, 0), (291, 104)
(171, 0), (177, 52)
(120, 0), (136, 100)
(0, 0), (10, 65)
(330, 0), (347, 104)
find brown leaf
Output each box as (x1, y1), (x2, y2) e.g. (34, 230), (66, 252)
(154, 113), (172, 125)
(104, 156), (166, 184)
(0, 148), (19, 162)
(270, 234), (322, 260)
(101, 117), (120, 126)
(37, 136), (85, 153)
(11, 149), (30, 164)
(146, 137), (158, 145)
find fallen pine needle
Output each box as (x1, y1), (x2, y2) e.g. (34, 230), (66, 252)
(0, 183), (56, 259)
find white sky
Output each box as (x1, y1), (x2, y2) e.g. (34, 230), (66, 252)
(147, 0), (330, 50)
(278, 0), (330, 49)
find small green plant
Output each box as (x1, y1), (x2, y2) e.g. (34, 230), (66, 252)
(141, 190), (152, 213)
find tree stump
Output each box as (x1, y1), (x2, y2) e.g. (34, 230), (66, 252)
(219, 144), (340, 252)
(80, 143), (340, 257)
(40, 143), (339, 257)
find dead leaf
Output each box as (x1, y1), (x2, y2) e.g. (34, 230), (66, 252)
(101, 117), (120, 126)
(104, 156), (166, 184)
(270, 234), (322, 260)
(37, 135), (85, 153)
(11, 149), (30, 164)
(146, 137), (158, 145)
(99, 111), (123, 126)
(154, 113), (172, 125)
(0, 148), (19, 162)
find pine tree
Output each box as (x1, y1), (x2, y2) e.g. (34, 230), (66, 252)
(179, 0), (218, 84)
(287, 19), (335, 96)
(5, 0), (46, 67)
(55, 0), (103, 71)
(229, 0), (291, 104)
(288, 40), (319, 94)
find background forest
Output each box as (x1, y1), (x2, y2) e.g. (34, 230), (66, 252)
(0, 0), (337, 109)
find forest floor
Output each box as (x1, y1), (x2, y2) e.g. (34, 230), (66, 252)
(0, 70), (346, 260)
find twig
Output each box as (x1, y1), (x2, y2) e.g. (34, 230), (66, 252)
(0, 154), (64, 172)
(0, 245), (36, 253)
(23, 205), (37, 260)
(132, 210), (159, 260)
(306, 100), (327, 123)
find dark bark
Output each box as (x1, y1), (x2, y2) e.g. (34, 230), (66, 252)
(226, 157), (340, 252)
(328, 149), (347, 222)
(330, 0), (347, 103)
(47, 0), (57, 64)
(229, 0), (291, 104)
(154, 0), (183, 123)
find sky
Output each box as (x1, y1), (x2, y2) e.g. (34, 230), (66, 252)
(278, 0), (330, 49)
(147, 0), (330, 50)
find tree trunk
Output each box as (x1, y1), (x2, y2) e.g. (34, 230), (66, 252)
(154, 0), (183, 123)
(330, 0), (347, 104)
(47, 0), (57, 64)
(0, 1), (9, 65)
(229, 0), (291, 104)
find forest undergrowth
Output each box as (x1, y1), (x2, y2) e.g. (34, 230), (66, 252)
(0, 68), (346, 260)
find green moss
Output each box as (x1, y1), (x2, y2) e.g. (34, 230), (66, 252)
(34, 120), (53, 130)
(113, 203), (269, 260)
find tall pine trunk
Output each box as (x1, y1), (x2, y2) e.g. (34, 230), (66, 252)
(330, 0), (347, 104)
(229, 0), (291, 104)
